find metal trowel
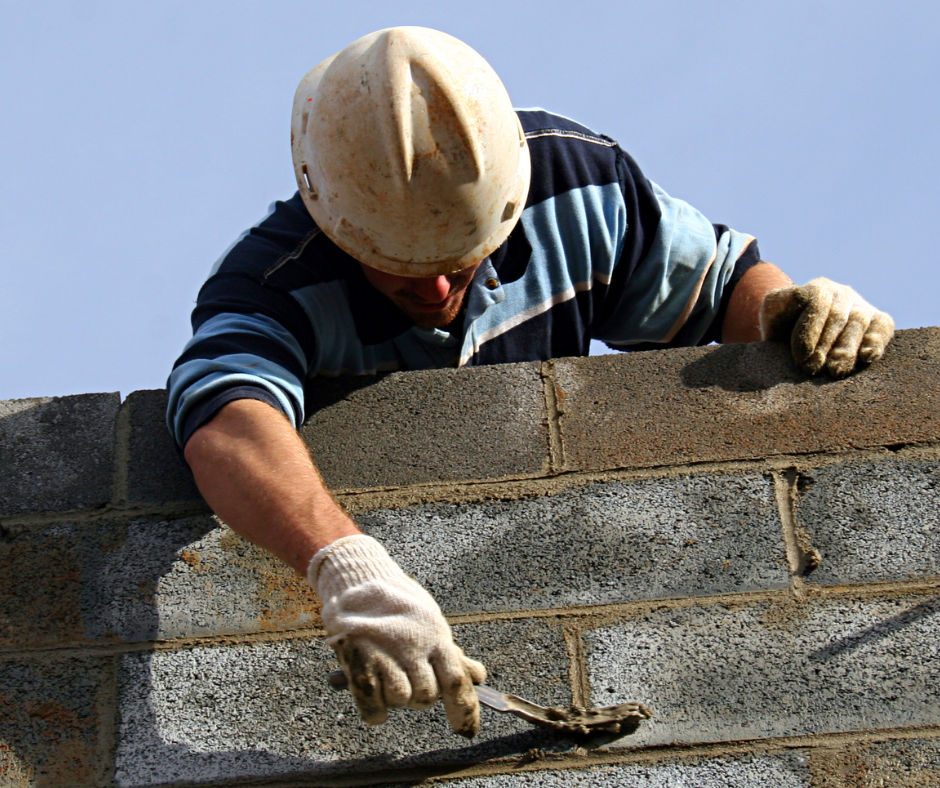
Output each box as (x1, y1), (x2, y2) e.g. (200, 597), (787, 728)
(327, 669), (652, 736)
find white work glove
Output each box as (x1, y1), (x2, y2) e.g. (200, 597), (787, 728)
(308, 534), (487, 737)
(760, 277), (895, 379)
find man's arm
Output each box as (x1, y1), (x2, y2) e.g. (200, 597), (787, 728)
(184, 398), (360, 572)
(721, 262), (793, 344)
(721, 261), (894, 378)
(184, 398), (487, 737)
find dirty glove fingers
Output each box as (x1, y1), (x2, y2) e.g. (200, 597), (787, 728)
(405, 661), (440, 710)
(311, 535), (489, 733)
(433, 652), (483, 738)
(858, 310), (895, 365)
(336, 643), (416, 715)
(825, 309), (870, 379)
(349, 680), (389, 726)
(814, 281), (856, 365)
(794, 281), (853, 375)
(463, 654), (487, 686)
(808, 282), (893, 377)
(372, 654), (413, 709)
(760, 277), (894, 378)
(333, 642), (389, 725)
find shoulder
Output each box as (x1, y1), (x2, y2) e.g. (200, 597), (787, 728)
(516, 108), (618, 146)
(207, 192), (359, 291)
(515, 109), (625, 207)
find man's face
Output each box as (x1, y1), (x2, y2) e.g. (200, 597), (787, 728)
(360, 262), (482, 329)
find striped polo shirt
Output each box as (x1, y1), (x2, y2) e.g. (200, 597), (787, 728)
(167, 109), (760, 448)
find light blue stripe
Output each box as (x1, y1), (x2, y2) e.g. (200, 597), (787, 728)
(185, 312), (308, 370)
(594, 182), (733, 345)
(465, 183), (626, 348)
(167, 355), (305, 445)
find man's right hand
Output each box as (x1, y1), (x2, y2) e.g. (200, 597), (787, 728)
(308, 534), (487, 737)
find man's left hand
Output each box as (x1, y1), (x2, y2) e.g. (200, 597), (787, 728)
(760, 277), (895, 378)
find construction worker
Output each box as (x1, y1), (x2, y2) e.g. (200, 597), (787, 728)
(168, 27), (894, 739)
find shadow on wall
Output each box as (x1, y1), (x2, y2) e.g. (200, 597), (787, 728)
(0, 395), (119, 519)
(0, 498), (563, 785)
(99, 515), (586, 785)
(0, 390), (572, 788)
(115, 635), (564, 786)
(680, 341), (837, 393)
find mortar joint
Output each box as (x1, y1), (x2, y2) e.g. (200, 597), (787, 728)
(539, 360), (566, 475)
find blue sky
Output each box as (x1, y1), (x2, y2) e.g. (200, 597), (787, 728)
(1, 1), (937, 400)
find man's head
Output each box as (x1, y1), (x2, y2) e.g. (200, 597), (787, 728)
(291, 26), (529, 316)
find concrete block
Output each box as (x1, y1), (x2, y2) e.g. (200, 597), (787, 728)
(441, 753), (809, 786)
(123, 389), (202, 506)
(0, 393), (119, 516)
(114, 619), (571, 786)
(553, 327), (940, 472)
(808, 736), (940, 787)
(851, 737), (940, 786)
(0, 656), (109, 787)
(358, 474), (789, 615)
(584, 592), (940, 748)
(301, 363), (548, 490)
(1, 516), (320, 650)
(81, 516), (320, 643)
(796, 459), (940, 585)
(0, 521), (87, 650)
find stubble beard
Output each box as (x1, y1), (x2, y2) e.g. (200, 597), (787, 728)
(401, 293), (465, 329)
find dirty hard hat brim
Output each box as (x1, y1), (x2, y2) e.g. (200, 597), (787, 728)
(290, 27), (531, 277)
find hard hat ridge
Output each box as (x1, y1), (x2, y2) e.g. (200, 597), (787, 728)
(291, 26), (531, 277)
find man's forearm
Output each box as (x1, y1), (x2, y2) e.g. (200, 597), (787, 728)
(184, 398), (486, 736)
(721, 261), (794, 343)
(183, 398), (361, 574)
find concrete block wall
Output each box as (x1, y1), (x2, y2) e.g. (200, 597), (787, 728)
(2, 328), (939, 787)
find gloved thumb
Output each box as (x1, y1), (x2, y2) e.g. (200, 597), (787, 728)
(759, 283), (810, 342)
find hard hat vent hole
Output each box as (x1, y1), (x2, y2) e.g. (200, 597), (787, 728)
(301, 110), (310, 136)
(502, 201), (516, 221)
(302, 166), (318, 199)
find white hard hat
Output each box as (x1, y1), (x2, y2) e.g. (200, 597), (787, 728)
(291, 27), (531, 277)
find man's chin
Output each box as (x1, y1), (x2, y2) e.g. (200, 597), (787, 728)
(402, 303), (463, 329)
(408, 310), (455, 329)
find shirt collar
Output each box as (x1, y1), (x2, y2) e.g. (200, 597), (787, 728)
(464, 258), (505, 323)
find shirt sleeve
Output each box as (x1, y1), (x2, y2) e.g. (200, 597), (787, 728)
(592, 149), (761, 349)
(166, 197), (320, 449)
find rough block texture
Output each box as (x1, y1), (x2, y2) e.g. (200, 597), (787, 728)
(2, 516), (319, 650)
(554, 328), (940, 471)
(114, 619), (570, 787)
(840, 737), (940, 786)
(0, 520), (87, 650)
(585, 593), (940, 748)
(301, 363), (548, 490)
(3, 329), (940, 787)
(123, 389), (202, 506)
(358, 474), (789, 614)
(82, 516), (320, 644)
(0, 656), (109, 787)
(442, 753), (810, 786)
(797, 458), (940, 585)
(0, 393), (119, 516)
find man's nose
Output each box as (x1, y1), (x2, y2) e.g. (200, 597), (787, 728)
(411, 275), (452, 303)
